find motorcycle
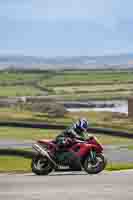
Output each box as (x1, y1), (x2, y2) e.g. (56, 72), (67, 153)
(31, 135), (107, 175)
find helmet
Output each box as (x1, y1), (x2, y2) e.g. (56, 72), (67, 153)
(73, 118), (89, 132)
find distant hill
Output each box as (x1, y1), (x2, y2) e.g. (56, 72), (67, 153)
(0, 53), (133, 70)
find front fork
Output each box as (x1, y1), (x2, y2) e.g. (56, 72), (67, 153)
(90, 149), (96, 163)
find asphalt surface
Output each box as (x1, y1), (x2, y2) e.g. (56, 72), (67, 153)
(0, 170), (133, 200)
(0, 139), (133, 163)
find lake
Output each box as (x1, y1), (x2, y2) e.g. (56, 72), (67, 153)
(67, 100), (128, 114)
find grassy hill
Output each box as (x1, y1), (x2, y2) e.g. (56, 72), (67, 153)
(0, 70), (132, 100)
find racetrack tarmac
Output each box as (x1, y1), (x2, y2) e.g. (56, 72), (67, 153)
(0, 170), (133, 200)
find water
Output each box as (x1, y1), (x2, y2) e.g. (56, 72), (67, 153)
(67, 100), (128, 114)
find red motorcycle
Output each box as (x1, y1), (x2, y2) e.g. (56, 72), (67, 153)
(31, 135), (107, 175)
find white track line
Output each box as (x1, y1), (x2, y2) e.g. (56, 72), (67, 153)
(0, 169), (133, 176)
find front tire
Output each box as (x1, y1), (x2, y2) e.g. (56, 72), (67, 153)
(31, 155), (53, 175)
(83, 153), (107, 174)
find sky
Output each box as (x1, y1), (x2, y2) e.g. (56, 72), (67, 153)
(0, 0), (133, 57)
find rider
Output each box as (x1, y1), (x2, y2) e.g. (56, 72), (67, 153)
(55, 118), (91, 149)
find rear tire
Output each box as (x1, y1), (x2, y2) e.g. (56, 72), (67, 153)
(83, 153), (107, 174)
(31, 155), (53, 175)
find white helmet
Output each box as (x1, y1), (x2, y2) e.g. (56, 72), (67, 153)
(73, 118), (89, 132)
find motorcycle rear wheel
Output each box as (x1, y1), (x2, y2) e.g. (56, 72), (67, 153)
(83, 153), (107, 174)
(31, 155), (53, 175)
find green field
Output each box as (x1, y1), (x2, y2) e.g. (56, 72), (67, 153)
(41, 71), (133, 100)
(0, 86), (42, 96)
(0, 72), (42, 83)
(0, 70), (133, 99)
(40, 71), (133, 86)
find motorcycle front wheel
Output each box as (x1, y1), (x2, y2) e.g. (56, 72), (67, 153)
(31, 155), (53, 175)
(83, 153), (107, 174)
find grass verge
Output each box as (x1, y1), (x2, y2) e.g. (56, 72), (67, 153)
(127, 145), (133, 150)
(0, 127), (60, 140)
(0, 127), (132, 145)
(106, 163), (133, 171)
(0, 156), (133, 173)
(0, 156), (31, 173)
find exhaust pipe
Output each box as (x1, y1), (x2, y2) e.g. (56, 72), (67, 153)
(32, 143), (57, 167)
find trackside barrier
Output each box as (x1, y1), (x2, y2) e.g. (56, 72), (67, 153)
(87, 127), (133, 139)
(0, 149), (36, 158)
(0, 121), (66, 129)
(0, 121), (133, 138)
